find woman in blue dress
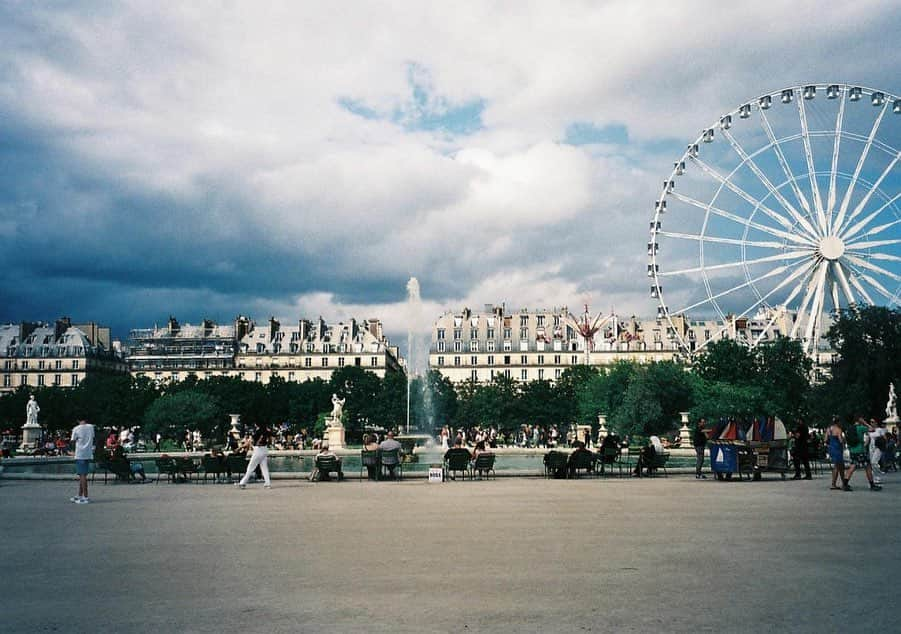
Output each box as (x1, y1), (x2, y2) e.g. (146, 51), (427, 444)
(826, 417), (849, 491)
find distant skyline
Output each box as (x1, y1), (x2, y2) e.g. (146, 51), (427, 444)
(2, 2), (899, 345)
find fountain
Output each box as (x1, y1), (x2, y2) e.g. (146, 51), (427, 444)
(398, 277), (436, 458)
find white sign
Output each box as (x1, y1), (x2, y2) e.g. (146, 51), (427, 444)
(428, 467), (443, 483)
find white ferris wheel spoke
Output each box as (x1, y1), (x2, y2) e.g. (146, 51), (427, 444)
(803, 261), (830, 345)
(656, 230), (787, 249)
(826, 89), (847, 229)
(830, 274), (842, 313)
(749, 260), (820, 347)
(670, 192), (815, 246)
(846, 238), (901, 250)
(842, 192), (901, 242)
(847, 268), (876, 305)
(836, 152), (901, 236)
(719, 128), (811, 233)
(832, 101), (889, 233)
(833, 261), (858, 306)
(673, 263), (795, 315)
(758, 107), (815, 222)
(689, 156), (817, 237)
(692, 259), (818, 352)
(857, 273), (896, 303)
(790, 260), (826, 339)
(844, 254), (901, 283)
(797, 95), (829, 234)
(658, 250), (811, 277)
(867, 253), (901, 262)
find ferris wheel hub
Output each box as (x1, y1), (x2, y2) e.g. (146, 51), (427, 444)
(818, 235), (845, 261)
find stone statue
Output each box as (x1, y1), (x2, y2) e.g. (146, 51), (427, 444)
(330, 393), (345, 423)
(886, 383), (898, 422)
(26, 395), (40, 427)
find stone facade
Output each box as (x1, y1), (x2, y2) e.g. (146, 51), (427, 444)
(429, 303), (822, 384)
(0, 318), (126, 393)
(127, 316), (237, 382)
(235, 316), (402, 384)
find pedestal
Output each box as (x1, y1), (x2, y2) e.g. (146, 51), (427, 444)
(326, 425), (346, 450)
(597, 414), (608, 441)
(228, 414), (241, 435)
(20, 421), (42, 451)
(678, 412), (691, 447)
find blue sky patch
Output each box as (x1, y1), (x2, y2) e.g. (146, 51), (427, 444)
(564, 121), (630, 146)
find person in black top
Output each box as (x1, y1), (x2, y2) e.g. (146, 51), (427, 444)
(236, 424), (272, 489)
(693, 418), (708, 479)
(792, 419), (812, 480)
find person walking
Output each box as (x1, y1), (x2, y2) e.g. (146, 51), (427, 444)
(70, 419), (95, 504)
(845, 418), (881, 491)
(826, 418), (850, 491)
(692, 418), (708, 479)
(868, 419), (887, 485)
(792, 419), (812, 480)
(235, 423), (272, 489)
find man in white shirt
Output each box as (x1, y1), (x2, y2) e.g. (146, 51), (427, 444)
(868, 419), (887, 485)
(70, 419), (95, 504)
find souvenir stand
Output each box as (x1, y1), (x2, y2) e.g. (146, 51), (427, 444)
(708, 419), (751, 481)
(747, 417), (790, 480)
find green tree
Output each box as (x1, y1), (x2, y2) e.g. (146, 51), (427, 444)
(756, 336), (812, 422)
(329, 366), (382, 441)
(693, 339), (758, 385)
(142, 390), (221, 439)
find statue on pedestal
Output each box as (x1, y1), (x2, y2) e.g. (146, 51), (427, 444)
(885, 383), (898, 423)
(26, 395), (40, 427)
(329, 394), (345, 428)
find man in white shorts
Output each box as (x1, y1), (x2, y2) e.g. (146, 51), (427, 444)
(868, 419), (887, 485)
(70, 419), (95, 504)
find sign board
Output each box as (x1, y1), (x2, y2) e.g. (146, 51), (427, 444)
(428, 466), (443, 483)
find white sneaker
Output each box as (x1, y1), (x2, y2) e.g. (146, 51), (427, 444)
(263, 484), (271, 488)
(75, 498), (90, 504)
(234, 483), (246, 489)
(70, 496), (83, 503)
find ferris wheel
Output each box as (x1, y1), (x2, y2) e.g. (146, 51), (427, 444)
(649, 83), (901, 355)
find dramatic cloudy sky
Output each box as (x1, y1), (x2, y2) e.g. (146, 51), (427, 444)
(1, 1), (899, 348)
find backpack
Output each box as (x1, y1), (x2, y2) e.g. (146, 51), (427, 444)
(844, 425), (859, 447)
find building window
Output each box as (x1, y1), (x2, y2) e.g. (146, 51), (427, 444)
(71, 374), (79, 386)
(255, 372), (262, 382)
(504, 355), (511, 365)
(520, 328), (528, 339)
(471, 369), (478, 381)
(454, 341), (462, 352)
(538, 355), (544, 365)
(370, 357), (378, 367)
(37, 374), (45, 386)
(3, 375), (9, 387)
(503, 328), (511, 339)
(437, 341), (446, 352)
(438, 356), (445, 366)
(38, 360), (45, 370)
(520, 316), (528, 327)
(504, 369), (511, 379)
(555, 369), (562, 379)
(538, 368), (545, 380)
(470, 341), (478, 352)
(554, 340), (562, 351)
(437, 329), (446, 340)
(3, 360), (11, 370)
(305, 358), (312, 367)
(321, 357), (328, 367)
(354, 357), (361, 366)
(537, 315), (545, 326)
(519, 355), (527, 365)
(503, 340), (512, 352)
(554, 355), (561, 364)
(20, 374), (27, 386)
(73, 360), (80, 370)
(454, 356), (461, 366)
(521, 369), (528, 380)
(470, 356), (477, 365)
(338, 357), (345, 367)
(21, 360), (29, 369)
(487, 328), (495, 339)
(520, 340), (528, 351)
(454, 329), (462, 340)
(470, 329), (478, 339)
(288, 372), (295, 381)
(172, 372), (179, 382)
(486, 341), (495, 352)
(571, 355), (578, 364)
(53, 374), (61, 386)
(487, 355), (494, 365)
